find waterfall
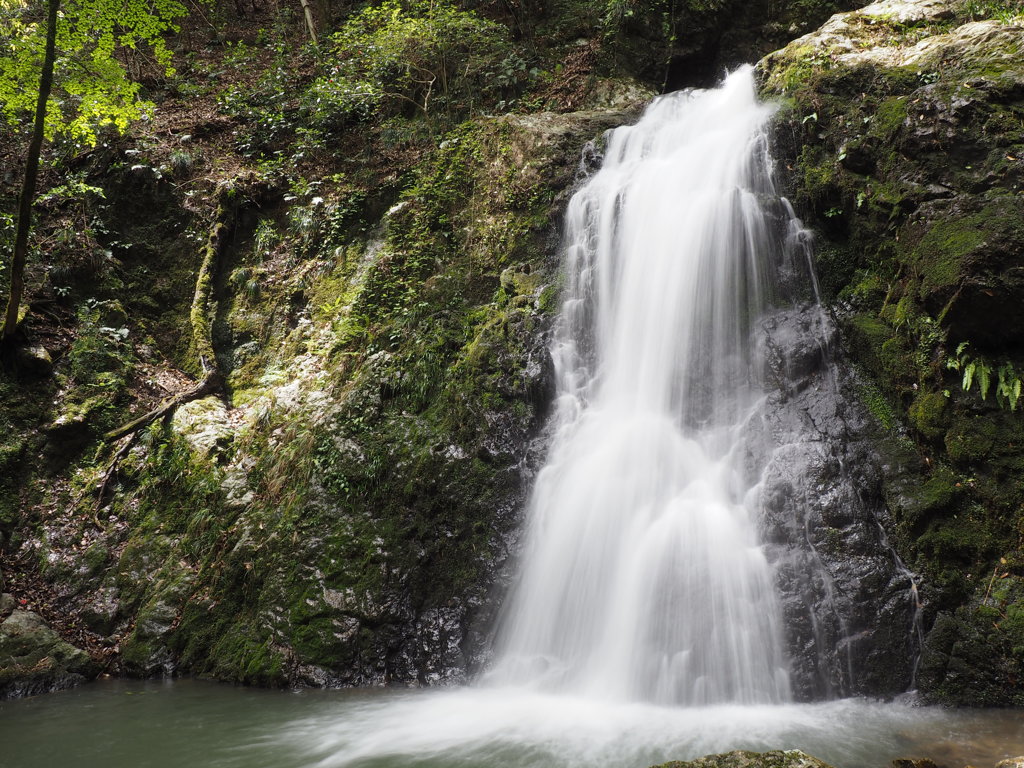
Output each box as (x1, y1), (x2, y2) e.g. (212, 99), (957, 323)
(490, 67), (798, 706)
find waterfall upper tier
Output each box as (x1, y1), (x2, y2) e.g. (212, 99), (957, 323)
(490, 67), (795, 706)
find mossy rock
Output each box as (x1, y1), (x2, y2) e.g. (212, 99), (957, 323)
(919, 575), (1024, 706)
(0, 610), (99, 699)
(908, 391), (949, 441)
(652, 750), (835, 768)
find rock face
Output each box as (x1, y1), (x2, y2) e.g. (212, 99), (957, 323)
(755, 304), (920, 697)
(760, 0), (1024, 704)
(652, 750), (835, 768)
(0, 597), (99, 699)
(1, 0), (1021, 708)
(0, 107), (647, 692)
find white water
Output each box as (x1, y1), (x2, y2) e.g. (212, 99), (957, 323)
(489, 66), (792, 706)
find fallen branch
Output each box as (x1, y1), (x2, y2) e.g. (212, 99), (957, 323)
(106, 177), (262, 441)
(95, 176), (272, 513)
(93, 433), (139, 526)
(102, 370), (221, 443)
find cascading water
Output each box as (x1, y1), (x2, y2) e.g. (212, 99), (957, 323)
(490, 66), (798, 706)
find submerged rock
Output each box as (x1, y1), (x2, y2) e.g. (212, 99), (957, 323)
(651, 750), (834, 768)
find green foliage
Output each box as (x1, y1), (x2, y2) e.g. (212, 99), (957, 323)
(947, 342), (1023, 411)
(217, 42), (300, 159)
(0, 0), (187, 145)
(962, 0), (1024, 22)
(67, 299), (133, 389)
(308, 0), (527, 129)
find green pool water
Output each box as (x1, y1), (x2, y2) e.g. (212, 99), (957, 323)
(1, 679), (1022, 768)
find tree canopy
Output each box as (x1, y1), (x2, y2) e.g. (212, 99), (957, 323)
(0, 0), (187, 144)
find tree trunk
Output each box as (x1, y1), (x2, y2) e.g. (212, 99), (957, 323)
(298, 0), (318, 44)
(2, 0), (60, 345)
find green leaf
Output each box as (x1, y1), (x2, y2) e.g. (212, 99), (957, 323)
(0, 0), (187, 145)
(963, 361), (976, 392)
(978, 362), (991, 400)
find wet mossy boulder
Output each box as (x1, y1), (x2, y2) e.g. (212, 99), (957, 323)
(918, 574), (1024, 706)
(760, 0), (1024, 705)
(0, 603), (100, 699)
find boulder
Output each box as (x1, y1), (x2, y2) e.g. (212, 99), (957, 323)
(652, 750), (835, 768)
(0, 609), (99, 699)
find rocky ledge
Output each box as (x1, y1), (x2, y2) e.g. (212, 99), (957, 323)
(0, 593), (99, 699)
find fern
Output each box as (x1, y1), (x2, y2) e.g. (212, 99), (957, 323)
(947, 342), (1023, 411)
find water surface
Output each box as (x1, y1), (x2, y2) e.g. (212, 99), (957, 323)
(2, 679), (1022, 768)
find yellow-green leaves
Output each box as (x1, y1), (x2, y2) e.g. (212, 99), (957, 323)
(0, 0), (186, 145)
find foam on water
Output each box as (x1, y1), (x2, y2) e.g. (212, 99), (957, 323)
(274, 688), (1021, 768)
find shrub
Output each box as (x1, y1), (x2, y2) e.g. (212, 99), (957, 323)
(302, 0), (527, 131)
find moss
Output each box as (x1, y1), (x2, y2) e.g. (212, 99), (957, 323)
(920, 575), (1024, 706)
(82, 542), (110, 576)
(918, 498), (999, 564)
(869, 96), (908, 139)
(909, 391), (949, 441)
(815, 244), (863, 301)
(796, 146), (842, 215)
(895, 464), (960, 532)
(845, 313), (898, 381)
(205, 622), (286, 686)
(857, 377), (899, 431)
(905, 219), (986, 300)
(945, 414), (998, 464)
(878, 335), (915, 384)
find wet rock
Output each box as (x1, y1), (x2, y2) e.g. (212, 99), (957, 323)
(891, 760), (939, 768)
(917, 575), (1024, 707)
(995, 758), (1024, 768)
(652, 750), (835, 768)
(756, 307), (920, 698)
(760, 0), (1024, 706)
(0, 609), (99, 699)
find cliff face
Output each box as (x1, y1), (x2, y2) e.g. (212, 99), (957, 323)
(1, 104), (649, 691)
(760, 0), (1024, 704)
(3, 0), (1024, 706)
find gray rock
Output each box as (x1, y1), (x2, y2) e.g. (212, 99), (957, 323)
(756, 306), (921, 698)
(652, 749), (835, 768)
(13, 344), (53, 378)
(0, 610), (98, 699)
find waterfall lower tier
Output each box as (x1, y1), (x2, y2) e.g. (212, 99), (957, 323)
(489, 67), (795, 706)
